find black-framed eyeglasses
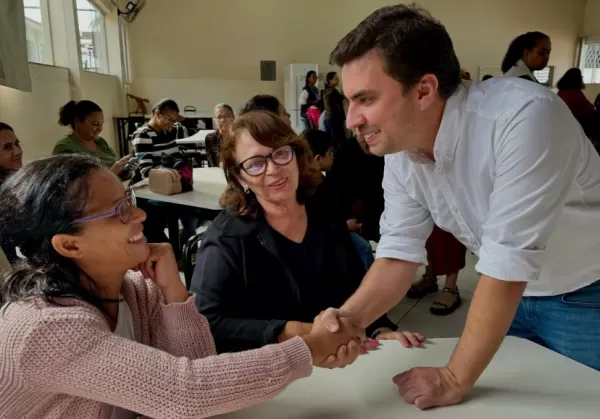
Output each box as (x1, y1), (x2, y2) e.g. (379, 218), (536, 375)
(161, 113), (177, 124)
(238, 145), (295, 177)
(73, 188), (137, 225)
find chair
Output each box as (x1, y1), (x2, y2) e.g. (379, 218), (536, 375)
(182, 231), (205, 290)
(594, 93), (600, 110)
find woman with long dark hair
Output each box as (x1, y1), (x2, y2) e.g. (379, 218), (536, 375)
(0, 154), (360, 418)
(501, 32), (551, 82)
(299, 70), (321, 129)
(323, 71), (347, 147)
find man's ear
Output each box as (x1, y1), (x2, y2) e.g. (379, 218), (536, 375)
(416, 74), (440, 111)
(51, 234), (84, 260)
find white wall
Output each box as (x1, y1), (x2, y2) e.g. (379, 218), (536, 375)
(129, 0), (586, 112)
(0, 65), (124, 162)
(0, 64), (70, 161)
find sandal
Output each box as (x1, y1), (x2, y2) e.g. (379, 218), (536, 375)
(430, 287), (462, 316)
(406, 274), (438, 299)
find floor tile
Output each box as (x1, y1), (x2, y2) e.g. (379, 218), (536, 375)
(386, 303), (414, 324)
(396, 299), (470, 338)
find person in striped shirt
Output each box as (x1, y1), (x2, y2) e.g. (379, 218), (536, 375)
(131, 99), (200, 247)
(131, 98), (183, 178)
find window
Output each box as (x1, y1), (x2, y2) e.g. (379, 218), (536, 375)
(533, 66), (554, 87)
(23, 0), (53, 65)
(77, 0), (108, 73)
(579, 41), (600, 84)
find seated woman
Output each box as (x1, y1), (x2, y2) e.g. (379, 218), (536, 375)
(205, 103), (234, 167)
(0, 154), (360, 418)
(53, 100), (135, 179)
(0, 122), (22, 187)
(0, 122), (23, 264)
(191, 111), (422, 354)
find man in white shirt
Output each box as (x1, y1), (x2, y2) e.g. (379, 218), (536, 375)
(320, 3), (600, 410)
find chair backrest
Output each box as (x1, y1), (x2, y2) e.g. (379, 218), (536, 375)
(595, 93), (600, 110)
(182, 231), (205, 290)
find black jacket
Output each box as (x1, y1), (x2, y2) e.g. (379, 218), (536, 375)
(191, 205), (396, 354)
(204, 131), (222, 167)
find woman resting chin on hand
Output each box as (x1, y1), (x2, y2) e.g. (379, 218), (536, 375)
(0, 155), (361, 419)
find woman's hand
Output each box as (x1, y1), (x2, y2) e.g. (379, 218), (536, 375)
(137, 243), (188, 304)
(111, 155), (131, 175)
(372, 329), (426, 348)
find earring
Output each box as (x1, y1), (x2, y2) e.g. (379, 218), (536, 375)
(244, 188), (251, 195)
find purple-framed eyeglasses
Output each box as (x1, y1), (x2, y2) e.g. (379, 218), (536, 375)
(73, 188), (137, 224)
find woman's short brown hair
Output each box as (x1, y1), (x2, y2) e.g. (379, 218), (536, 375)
(220, 110), (322, 217)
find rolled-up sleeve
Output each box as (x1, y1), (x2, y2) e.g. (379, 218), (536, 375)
(475, 98), (580, 282)
(376, 158), (433, 264)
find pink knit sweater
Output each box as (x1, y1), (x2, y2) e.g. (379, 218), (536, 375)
(0, 273), (313, 418)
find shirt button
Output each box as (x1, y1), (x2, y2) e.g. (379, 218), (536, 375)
(452, 206), (458, 213)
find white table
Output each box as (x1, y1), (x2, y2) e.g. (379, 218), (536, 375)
(132, 168), (226, 255)
(133, 167), (226, 211)
(176, 129), (215, 146)
(219, 337), (600, 419)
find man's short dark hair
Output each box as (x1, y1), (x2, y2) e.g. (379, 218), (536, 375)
(152, 98), (180, 114)
(239, 94), (281, 116)
(330, 3), (461, 99)
(303, 129), (333, 157)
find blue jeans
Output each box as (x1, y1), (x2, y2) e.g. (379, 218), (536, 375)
(351, 232), (374, 270)
(508, 280), (600, 370)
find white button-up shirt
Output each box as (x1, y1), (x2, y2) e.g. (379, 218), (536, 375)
(376, 78), (600, 297)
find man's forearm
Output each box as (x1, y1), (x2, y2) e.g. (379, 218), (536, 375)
(448, 275), (526, 386)
(341, 258), (418, 328)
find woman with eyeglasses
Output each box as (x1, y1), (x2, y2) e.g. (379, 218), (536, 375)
(0, 154), (361, 418)
(205, 103), (234, 167)
(190, 111), (423, 364)
(0, 122), (23, 266)
(54, 100), (136, 179)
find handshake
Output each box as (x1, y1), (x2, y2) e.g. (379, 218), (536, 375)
(301, 308), (365, 368)
(297, 308), (425, 368)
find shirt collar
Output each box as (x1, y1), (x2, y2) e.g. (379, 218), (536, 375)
(433, 83), (468, 161)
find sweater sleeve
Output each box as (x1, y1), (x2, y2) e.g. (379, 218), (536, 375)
(18, 309), (312, 419)
(125, 273), (216, 359)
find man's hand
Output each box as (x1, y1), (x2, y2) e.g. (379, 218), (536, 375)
(302, 313), (363, 366)
(393, 366), (471, 410)
(314, 308), (365, 368)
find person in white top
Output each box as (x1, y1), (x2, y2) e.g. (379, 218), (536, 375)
(502, 31), (551, 82)
(319, 3), (600, 411)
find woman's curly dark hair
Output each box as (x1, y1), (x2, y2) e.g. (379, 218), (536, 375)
(219, 111), (322, 217)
